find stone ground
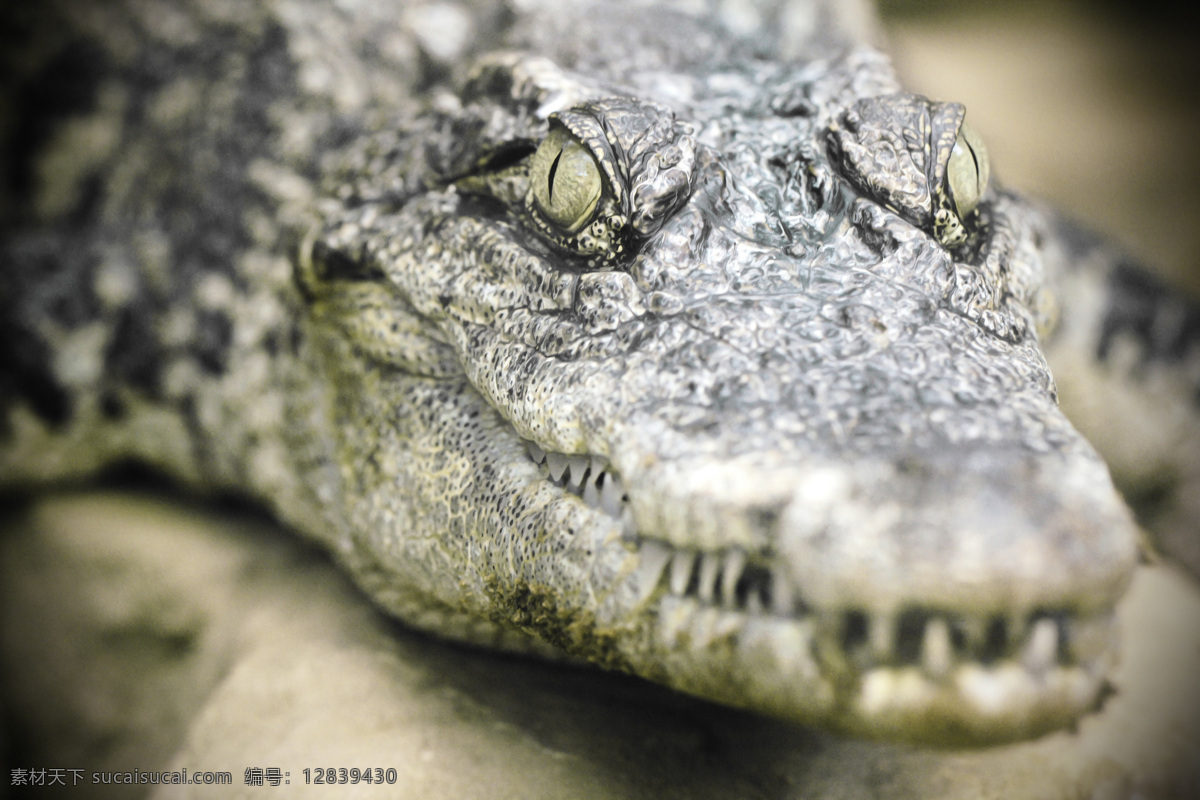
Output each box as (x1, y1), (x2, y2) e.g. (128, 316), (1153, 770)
(3, 4), (1199, 799)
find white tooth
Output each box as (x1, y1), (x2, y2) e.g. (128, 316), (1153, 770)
(697, 553), (720, 603)
(690, 607), (719, 650)
(582, 480), (600, 507)
(634, 541), (672, 603)
(922, 617), (953, 678)
(658, 596), (694, 649)
(566, 455), (589, 492)
(745, 590), (764, 615)
(669, 551), (695, 595)
(600, 474), (625, 517)
(1023, 618), (1058, 674)
(588, 455), (608, 477)
(620, 506), (637, 539)
(526, 441), (545, 463)
(546, 453), (568, 483)
(721, 548), (746, 607)
(771, 569), (795, 616)
(869, 613), (895, 660)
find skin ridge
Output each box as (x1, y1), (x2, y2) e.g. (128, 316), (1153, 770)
(1, 0), (1195, 746)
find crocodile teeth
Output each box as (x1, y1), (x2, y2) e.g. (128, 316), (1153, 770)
(771, 569), (795, 616)
(922, 617), (953, 677)
(697, 552), (721, 603)
(565, 455), (589, 492)
(620, 506), (636, 538)
(745, 590), (763, 615)
(669, 551), (695, 596)
(582, 477), (601, 507)
(721, 548), (745, 607)
(1022, 617), (1059, 674)
(599, 473), (625, 517)
(526, 441), (546, 464)
(869, 613), (895, 660)
(546, 452), (568, 483)
(634, 540), (672, 603)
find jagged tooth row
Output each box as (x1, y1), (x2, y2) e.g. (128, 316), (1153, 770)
(526, 441), (792, 617)
(843, 609), (1081, 674)
(525, 441), (629, 523)
(639, 540), (1096, 673)
(526, 441), (1095, 675)
(642, 544), (797, 617)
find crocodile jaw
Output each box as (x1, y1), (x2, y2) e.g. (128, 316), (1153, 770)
(316, 311), (1133, 745)
(524, 439), (1131, 746)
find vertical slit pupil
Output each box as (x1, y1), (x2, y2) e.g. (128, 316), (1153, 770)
(966, 142), (982, 192)
(546, 148), (563, 202)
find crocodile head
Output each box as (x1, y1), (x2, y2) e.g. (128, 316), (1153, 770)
(301, 17), (1137, 746)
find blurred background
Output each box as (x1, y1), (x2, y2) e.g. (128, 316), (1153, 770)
(878, 0), (1200, 297)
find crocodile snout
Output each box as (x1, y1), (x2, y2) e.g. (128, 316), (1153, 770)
(777, 445), (1138, 618)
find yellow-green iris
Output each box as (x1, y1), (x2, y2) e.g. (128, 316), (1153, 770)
(530, 127), (603, 232)
(947, 121), (989, 219)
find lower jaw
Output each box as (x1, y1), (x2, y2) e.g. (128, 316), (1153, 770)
(623, 592), (1115, 746)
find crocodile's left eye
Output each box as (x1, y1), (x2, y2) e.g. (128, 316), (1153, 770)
(529, 127), (603, 232)
(947, 122), (989, 220)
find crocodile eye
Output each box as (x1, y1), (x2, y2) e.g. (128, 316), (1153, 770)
(947, 121), (989, 219)
(530, 127), (603, 232)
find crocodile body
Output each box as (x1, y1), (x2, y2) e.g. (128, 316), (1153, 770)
(1, 0), (1197, 746)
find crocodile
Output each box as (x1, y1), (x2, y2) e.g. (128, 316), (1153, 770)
(1, 0), (1197, 747)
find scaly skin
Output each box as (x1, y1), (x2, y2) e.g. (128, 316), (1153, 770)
(8, 0), (1195, 746)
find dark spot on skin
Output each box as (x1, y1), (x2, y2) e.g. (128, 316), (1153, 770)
(485, 580), (632, 674)
(0, 320), (73, 430)
(1098, 262), (1200, 375)
(105, 305), (163, 398)
(0, 235), (98, 429)
(312, 241), (381, 282)
(3, 234), (102, 329)
(177, 393), (209, 472)
(100, 390), (125, 420)
(289, 321), (305, 354)
(193, 309), (232, 375)
(5, 37), (111, 222)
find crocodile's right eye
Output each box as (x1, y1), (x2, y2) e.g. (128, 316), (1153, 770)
(946, 122), (989, 220)
(529, 127), (603, 232)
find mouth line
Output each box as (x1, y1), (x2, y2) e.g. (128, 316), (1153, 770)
(521, 437), (1116, 682)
